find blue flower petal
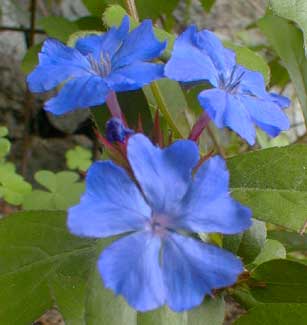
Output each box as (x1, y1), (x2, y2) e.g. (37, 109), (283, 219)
(112, 20), (166, 69)
(127, 134), (199, 213)
(164, 26), (217, 85)
(106, 62), (164, 92)
(224, 94), (256, 145)
(241, 95), (290, 137)
(269, 92), (291, 109)
(199, 89), (256, 144)
(68, 161), (151, 238)
(98, 231), (165, 311)
(162, 232), (243, 312)
(198, 88), (227, 127)
(179, 156), (252, 234)
(237, 68), (269, 98)
(75, 16), (129, 60)
(196, 29), (236, 77)
(27, 38), (91, 92)
(44, 75), (110, 115)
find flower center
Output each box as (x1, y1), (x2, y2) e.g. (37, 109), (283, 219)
(146, 213), (170, 237)
(88, 52), (112, 77)
(219, 65), (245, 93)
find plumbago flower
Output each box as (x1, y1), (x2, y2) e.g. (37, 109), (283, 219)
(27, 16), (166, 115)
(68, 134), (252, 312)
(165, 26), (290, 145)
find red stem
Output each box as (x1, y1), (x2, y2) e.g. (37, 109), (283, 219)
(188, 111), (211, 142)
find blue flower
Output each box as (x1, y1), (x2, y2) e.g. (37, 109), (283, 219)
(105, 117), (134, 143)
(27, 16), (166, 115)
(68, 134), (252, 312)
(165, 26), (290, 145)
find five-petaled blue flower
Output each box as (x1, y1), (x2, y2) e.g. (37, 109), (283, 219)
(165, 26), (290, 145)
(27, 16), (166, 115)
(68, 134), (252, 312)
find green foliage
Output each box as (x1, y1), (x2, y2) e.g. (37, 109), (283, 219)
(0, 166), (32, 205)
(23, 171), (84, 210)
(38, 16), (79, 43)
(21, 43), (42, 74)
(268, 230), (307, 252)
(0, 127), (10, 160)
(256, 130), (289, 149)
(253, 239), (286, 266)
(0, 128), (31, 205)
(227, 145), (307, 232)
(223, 219), (267, 265)
(258, 15), (307, 122)
(270, 0), (307, 54)
(83, 0), (179, 21)
(0, 210), (97, 324)
(235, 303), (307, 325)
(144, 80), (195, 138)
(251, 259), (307, 303)
(0, 211), (226, 324)
(200, 0), (216, 13)
(66, 146), (92, 172)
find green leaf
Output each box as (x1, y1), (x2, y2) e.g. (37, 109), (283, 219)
(224, 42), (270, 84)
(200, 0), (215, 13)
(0, 211), (225, 325)
(268, 230), (307, 252)
(0, 126), (8, 137)
(223, 218), (266, 267)
(270, 0), (307, 54)
(0, 138), (11, 158)
(84, 252), (136, 325)
(23, 171), (84, 210)
(38, 16), (79, 42)
(138, 297), (225, 325)
(235, 303), (307, 325)
(21, 43), (42, 74)
(0, 210), (136, 324)
(66, 146), (92, 172)
(144, 79), (195, 138)
(75, 16), (103, 30)
(251, 259), (307, 303)
(227, 144), (307, 232)
(253, 239), (286, 266)
(269, 58), (290, 88)
(258, 15), (307, 122)
(223, 219), (266, 264)
(237, 219), (267, 264)
(0, 163), (32, 205)
(256, 129), (289, 149)
(82, 0), (113, 17)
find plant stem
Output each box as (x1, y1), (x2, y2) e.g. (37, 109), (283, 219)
(124, 0), (139, 21)
(105, 91), (128, 126)
(21, 0), (37, 176)
(207, 125), (226, 158)
(189, 111), (211, 141)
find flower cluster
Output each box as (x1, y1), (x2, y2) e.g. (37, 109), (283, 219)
(27, 16), (291, 312)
